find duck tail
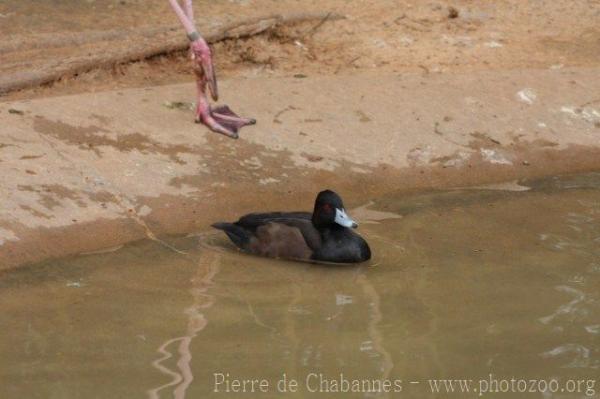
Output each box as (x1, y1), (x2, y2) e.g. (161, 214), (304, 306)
(211, 222), (232, 230)
(211, 222), (251, 249)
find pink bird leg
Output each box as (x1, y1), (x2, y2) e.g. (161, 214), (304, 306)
(167, 0), (255, 139)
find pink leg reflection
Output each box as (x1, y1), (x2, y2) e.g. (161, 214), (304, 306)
(147, 253), (220, 399)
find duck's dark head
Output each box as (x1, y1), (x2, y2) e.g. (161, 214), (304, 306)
(312, 190), (358, 229)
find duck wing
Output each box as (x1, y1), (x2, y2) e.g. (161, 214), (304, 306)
(236, 212), (311, 230)
(236, 212), (322, 251)
(211, 212), (322, 259)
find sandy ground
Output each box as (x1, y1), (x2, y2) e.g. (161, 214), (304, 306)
(2, 0), (600, 99)
(1, 0), (600, 269)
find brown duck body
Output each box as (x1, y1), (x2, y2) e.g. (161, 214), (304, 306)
(212, 210), (371, 263)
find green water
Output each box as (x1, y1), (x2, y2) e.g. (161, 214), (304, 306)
(1, 173), (599, 398)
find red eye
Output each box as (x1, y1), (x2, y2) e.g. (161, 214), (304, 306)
(321, 204), (332, 212)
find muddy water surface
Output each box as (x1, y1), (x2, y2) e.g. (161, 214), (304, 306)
(1, 173), (600, 398)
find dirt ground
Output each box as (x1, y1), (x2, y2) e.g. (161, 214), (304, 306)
(2, 0), (599, 100)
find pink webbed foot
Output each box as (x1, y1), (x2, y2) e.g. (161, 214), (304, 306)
(190, 41), (255, 139)
(168, 0), (256, 139)
(196, 104), (256, 139)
